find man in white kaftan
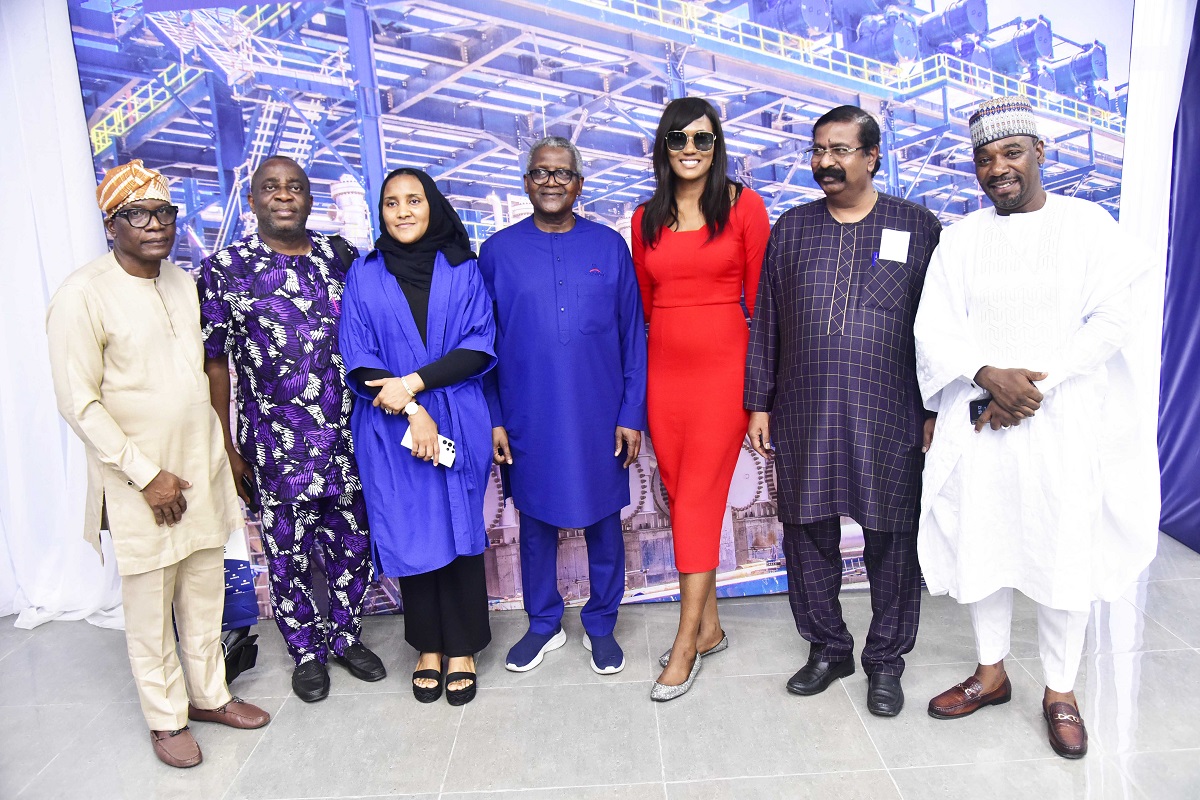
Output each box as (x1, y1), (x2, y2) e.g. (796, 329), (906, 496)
(913, 97), (1156, 760)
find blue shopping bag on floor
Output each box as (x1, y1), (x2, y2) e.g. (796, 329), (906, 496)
(222, 528), (261, 683)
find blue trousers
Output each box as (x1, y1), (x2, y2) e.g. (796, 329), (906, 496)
(520, 511), (625, 637)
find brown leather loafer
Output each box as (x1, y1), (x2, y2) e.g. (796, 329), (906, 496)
(1044, 701), (1088, 758)
(150, 727), (202, 768)
(928, 674), (1012, 719)
(188, 696), (271, 729)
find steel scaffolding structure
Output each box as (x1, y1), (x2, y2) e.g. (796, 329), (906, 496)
(69, 0), (1125, 263)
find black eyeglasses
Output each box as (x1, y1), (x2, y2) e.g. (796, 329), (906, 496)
(526, 168), (581, 185)
(110, 205), (180, 228)
(665, 130), (717, 152)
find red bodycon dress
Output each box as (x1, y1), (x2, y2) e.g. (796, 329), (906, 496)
(632, 189), (770, 573)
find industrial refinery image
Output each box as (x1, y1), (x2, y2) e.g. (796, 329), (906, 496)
(67, 0), (1131, 616)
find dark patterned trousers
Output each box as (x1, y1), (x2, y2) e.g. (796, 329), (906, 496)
(783, 518), (921, 677)
(260, 489), (373, 665)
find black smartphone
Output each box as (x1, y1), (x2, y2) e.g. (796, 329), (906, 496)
(969, 397), (992, 424)
(240, 474), (261, 516)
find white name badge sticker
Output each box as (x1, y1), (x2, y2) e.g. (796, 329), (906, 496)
(878, 229), (911, 263)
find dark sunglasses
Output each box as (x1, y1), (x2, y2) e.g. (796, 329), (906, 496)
(664, 130), (717, 152)
(110, 205), (179, 228)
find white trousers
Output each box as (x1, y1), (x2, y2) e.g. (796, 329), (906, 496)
(121, 545), (232, 730)
(968, 588), (1090, 693)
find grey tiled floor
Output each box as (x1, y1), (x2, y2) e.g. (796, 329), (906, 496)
(3, 532), (1199, 799)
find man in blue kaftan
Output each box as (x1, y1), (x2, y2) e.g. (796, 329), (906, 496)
(480, 137), (648, 674)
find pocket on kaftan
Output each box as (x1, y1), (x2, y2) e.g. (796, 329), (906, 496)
(576, 282), (616, 334)
(860, 259), (910, 311)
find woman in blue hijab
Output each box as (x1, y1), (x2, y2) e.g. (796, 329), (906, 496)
(340, 168), (496, 705)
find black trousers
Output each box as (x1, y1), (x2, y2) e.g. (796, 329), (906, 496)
(783, 518), (921, 677)
(396, 553), (491, 657)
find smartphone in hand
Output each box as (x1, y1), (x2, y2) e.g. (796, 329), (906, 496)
(969, 397), (992, 424)
(400, 428), (458, 468)
(240, 474), (262, 516)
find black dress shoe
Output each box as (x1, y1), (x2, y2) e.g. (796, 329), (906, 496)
(333, 643), (387, 682)
(292, 660), (330, 702)
(786, 656), (855, 696)
(867, 673), (904, 717)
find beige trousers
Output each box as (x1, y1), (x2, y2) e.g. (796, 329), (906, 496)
(121, 545), (232, 730)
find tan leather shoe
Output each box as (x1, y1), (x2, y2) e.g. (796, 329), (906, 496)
(927, 674), (1012, 719)
(188, 696), (270, 729)
(1044, 701), (1088, 758)
(150, 727), (202, 768)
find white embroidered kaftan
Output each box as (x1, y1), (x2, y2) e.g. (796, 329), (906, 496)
(914, 193), (1156, 611)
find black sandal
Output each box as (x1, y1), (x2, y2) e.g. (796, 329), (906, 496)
(445, 671), (477, 706)
(412, 669), (443, 703)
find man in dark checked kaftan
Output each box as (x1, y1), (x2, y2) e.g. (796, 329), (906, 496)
(745, 106), (941, 717)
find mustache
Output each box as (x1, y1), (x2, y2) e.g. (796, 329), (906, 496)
(988, 175), (1020, 187)
(813, 166), (846, 182)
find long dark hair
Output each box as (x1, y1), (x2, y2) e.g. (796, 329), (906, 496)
(639, 97), (738, 249)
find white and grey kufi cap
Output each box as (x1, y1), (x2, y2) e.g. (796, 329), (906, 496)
(968, 96), (1039, 150)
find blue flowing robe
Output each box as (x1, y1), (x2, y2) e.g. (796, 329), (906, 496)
(339, 251), (496, 577)
(479, 216), (647, 529)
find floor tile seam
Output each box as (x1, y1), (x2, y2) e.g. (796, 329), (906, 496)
(473, 679), (656, 691)
(1010, 656), (1040, 684)
(1113, 594), (1198, 648)
(0, 638), (34, 664)
(11, 699), (113, 798)
(685, 659), (984, 684)
(14, 752), (60, 798)
(837, 677), (903, 795)
(219, 695), (290, 800)
(661, 766), (895, 784)
(885, 755), (1088, 772)
(1010, 646), (1200, 665)
(645, 612), (667, 785)
(0, 700), (130, 708)
(866, 659), (983, 669)
(438, 704), (467, 795)
(236, 678), (658, 696)
(1137, 576), (1200, 583)
(1118, 598), (1198, 642)
(439, 781), (670, 796)
(1110, 753), (1177, 800)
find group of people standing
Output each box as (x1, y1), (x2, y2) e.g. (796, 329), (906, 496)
(46, 93), (1151, 769)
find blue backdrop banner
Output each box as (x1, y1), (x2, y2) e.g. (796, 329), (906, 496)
(1160, 10), (1200, 550)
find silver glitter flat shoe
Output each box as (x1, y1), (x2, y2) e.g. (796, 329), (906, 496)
(658, 633), (728, 668)
(650, 652), (702, 702)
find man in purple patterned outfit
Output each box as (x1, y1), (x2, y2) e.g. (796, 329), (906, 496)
(745, 106), (940, 718)
(199, 156), (384, 702)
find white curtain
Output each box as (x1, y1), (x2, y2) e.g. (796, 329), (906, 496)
(0, 0), (122, 628)
(1117, 0), (1198, 538)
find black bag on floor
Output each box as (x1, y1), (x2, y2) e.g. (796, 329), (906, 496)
(222, 626), (260, 684)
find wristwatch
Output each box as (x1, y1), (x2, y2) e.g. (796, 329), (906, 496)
(403, 401), (420, 417)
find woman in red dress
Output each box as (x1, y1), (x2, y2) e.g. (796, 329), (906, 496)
(633, 97), (770, 700)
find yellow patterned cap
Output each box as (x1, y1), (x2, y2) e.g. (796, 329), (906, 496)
(96, 159), (171, 217)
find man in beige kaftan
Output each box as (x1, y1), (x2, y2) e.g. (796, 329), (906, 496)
(46, 161), (269, 768)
